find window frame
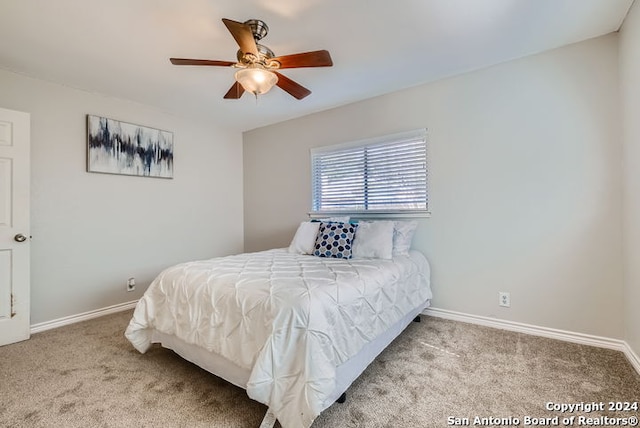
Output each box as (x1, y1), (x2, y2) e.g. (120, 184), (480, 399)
(308, 129), (430, 219)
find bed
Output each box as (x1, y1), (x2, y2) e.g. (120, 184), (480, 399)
(125, 220), (431, 428)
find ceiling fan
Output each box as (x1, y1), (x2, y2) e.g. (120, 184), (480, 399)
(170, 18), (333, 100)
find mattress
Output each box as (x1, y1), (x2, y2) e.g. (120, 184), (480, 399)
(125, 248), (431, 428)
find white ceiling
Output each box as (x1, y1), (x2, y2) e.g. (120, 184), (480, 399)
(0, 0), (634, 132)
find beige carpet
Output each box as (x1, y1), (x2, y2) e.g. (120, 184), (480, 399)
(1, 310), (638, 427)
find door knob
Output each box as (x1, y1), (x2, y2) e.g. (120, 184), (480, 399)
(14, 233), (27, 242)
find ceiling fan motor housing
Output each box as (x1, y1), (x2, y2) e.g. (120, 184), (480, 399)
(236, 20), (275, 65)
(244, 19), (269, 41)
(237, 44), (275, 64)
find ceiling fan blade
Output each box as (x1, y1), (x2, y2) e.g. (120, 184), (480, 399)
(271, 50), (333, 69)
(222, 18), (258, 56)
(170, 58), (235, 67)
(223, 81), (245, 99)
(274, 72), (311, 100)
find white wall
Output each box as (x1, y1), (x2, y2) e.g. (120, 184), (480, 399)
(0, 69), (244, 324)
(244, 34), (624, 339)
(620, 1), (640, 357)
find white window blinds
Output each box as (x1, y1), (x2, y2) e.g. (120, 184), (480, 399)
(311, 129), (428, 215)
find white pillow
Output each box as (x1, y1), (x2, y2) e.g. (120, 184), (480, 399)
(392, 221), (418, 256)
(288, 221), (321, 254)
(352, 221), (395, 259)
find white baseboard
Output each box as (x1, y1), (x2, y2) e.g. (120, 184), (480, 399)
(30, 300), (138, 334)
(622, 342), (640, 375)
(424, 307), (640, 375)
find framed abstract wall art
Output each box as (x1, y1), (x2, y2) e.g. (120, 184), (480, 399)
(87, 115), (174, 178)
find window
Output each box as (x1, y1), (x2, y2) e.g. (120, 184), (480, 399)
(310, 129), (428, 216)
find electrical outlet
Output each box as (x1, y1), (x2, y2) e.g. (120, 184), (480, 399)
(499, 292), (510, 307)
(127, 277), (136, 292)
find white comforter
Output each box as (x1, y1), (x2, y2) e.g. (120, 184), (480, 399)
(125, 249), (431, 428)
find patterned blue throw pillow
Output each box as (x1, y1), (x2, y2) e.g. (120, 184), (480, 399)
(313, 222), (358, 259)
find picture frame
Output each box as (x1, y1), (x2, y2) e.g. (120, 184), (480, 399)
(86, 115), (174, 179)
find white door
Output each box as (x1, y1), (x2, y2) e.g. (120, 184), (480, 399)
(0, 107), (30, 346)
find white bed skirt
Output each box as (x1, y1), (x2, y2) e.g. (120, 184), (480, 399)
(151, 298), (430, 414)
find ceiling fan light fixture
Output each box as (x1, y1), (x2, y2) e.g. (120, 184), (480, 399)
(234, 67), (278, 96)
